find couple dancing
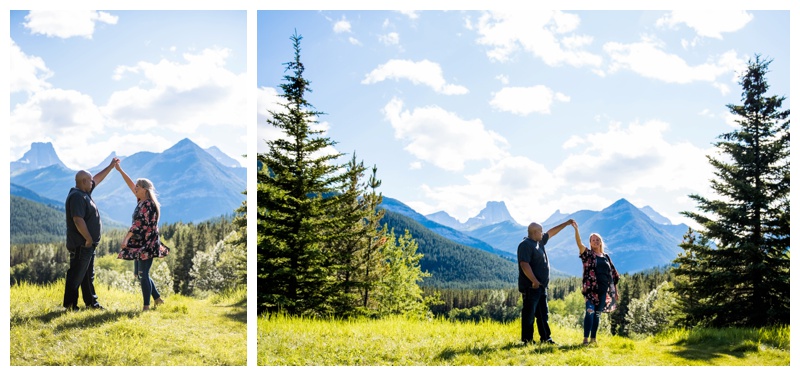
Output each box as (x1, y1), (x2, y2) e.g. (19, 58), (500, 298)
(517, 219), (620, 347)
(63, 158), (170, 313)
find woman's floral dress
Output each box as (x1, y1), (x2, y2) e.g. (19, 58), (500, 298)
(118, 199), (170, 261)
(580, 250), (620, 313)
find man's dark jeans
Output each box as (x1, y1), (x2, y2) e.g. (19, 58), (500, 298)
(521, 286), (552, 343)
(63, 244), (99, 309)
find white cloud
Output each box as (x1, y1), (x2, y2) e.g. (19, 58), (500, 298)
(379, 32), (400, 46)
(23, 10), (118, 39)
(349, 37), (362, 46)
(698, 109), (714, 118)
(257, 87), (286, 153)
(407, 115), (719, 227)
(362, 59), (468, 95)
(604, 38), (747, 93)
(490, 85), (570, 116)
(656, 10), (753, 39)
(382, 98), (509, 172)
(416, 155), (560, 223)
(10, 38), (52, 94)
(103, 47), (246, 133)
(496, 74), (509, 85)
(558, 120), (714, 197)
(410, 161), (422, 170)
(724, 112), (744, 128)
(474, 10), (602, 68)
(397, 11), (420, 20)
(257, 87), (338, 158)
(334, 18), (352, 33)
(10, 88), (106, 168)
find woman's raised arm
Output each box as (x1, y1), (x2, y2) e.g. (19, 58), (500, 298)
(572, 222), (587, 255)
(115, 160), (137, 196)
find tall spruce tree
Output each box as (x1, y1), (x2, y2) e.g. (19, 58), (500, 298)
(258, 32), (348, 315)
(672, 55), (789, 327)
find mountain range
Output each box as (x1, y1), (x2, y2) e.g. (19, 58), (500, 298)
(10, 139), (246, 225)
(424, 199), (689, 276)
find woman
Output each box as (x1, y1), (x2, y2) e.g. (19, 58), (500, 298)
(571, 221), (619, 345)
(116, 161), (170, 311)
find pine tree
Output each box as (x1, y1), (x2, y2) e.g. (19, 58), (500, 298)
(325, 154), (377, 316)
(374, 228), (431, 318)
(258, 32), (344, 315)
(673, 55), (789, 327)
(358, 165), (385, 311)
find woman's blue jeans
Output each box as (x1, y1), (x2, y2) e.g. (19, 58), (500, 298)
(583, 300), (601, 338)
(134, 258), (161, 306)
(583, 282), (609, 339)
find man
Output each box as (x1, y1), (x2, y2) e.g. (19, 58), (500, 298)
(63, 158), (119, 311)
(518, 219), (574, 345)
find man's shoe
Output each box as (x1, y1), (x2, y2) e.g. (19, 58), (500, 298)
(64, 305), (79, 312)
(88, 304), (105, 310)
(542, 338), (558, 345)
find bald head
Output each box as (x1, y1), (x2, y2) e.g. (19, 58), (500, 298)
(527, 222), (543, 241)
(75, 170), (93, 192)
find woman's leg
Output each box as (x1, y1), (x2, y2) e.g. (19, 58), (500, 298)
(591, 282), (609, 341)
(138, 258), (154, 308)
(583, 300), (595, 343)
(590, 312), (600, 339)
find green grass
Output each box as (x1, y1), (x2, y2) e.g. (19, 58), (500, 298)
(257, 314), (789, 366)
(11, 280), (247, 366)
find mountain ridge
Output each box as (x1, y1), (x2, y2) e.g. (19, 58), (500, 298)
(10, 142), (67, 176)
(411, 197), (688, 276)
(425, 200), (520, 231)
(10, 139), (245, 225)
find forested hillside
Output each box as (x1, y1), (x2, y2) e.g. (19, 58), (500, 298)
(380, 210), (516, 289)
(10, 195), (64, 244)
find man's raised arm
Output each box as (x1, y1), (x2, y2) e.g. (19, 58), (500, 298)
(92, 157), (120, 187)
(546, 218), (575, 239)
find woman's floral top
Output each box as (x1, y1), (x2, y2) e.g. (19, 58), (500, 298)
(118, 199), (170, 261)
(580, 250), (620, 312)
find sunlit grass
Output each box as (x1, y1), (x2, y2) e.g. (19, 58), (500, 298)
(10, 280), (247, 366)
(257, 314), (789, 366)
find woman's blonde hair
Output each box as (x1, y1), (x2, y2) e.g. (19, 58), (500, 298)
(136, 178), (161, 221)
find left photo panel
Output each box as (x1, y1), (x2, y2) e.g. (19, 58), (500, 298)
(9, 10), (247, 366)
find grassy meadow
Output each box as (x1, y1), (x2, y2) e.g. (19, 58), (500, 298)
(257, 314), (789, 366)
(10, 280), (247, 366)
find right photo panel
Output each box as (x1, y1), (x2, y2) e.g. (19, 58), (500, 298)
(256, 10), (790, 366)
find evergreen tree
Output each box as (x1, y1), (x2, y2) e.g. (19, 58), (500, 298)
(358, 165), (385, 311)
(374, 227), (431, 318)
(325, 154), (378, 316)
(257, 32), (354, 315)
(673, 55), (790, 327)
(227, 196), (248, 288)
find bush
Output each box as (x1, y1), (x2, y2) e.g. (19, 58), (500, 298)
(625, 281), (676, 336)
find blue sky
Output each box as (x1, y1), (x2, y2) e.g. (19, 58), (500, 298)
(258, 10), (790, 227)
(10, 10), (247, 169)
